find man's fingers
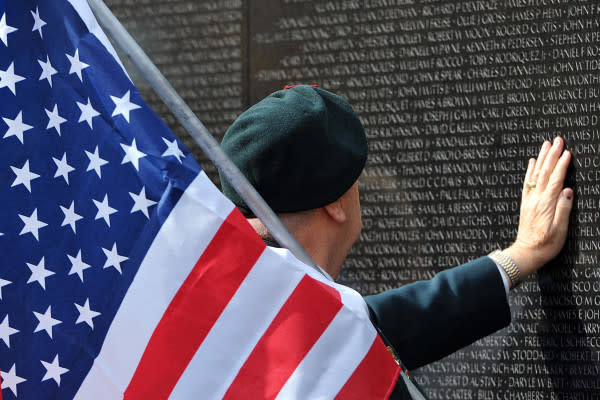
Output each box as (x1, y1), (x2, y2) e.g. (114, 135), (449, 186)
(538, 137), (564, 190)
(546, 150), (571, 198)
(553, 187), (574, 237)
(522, 158), (536, 201)
(532, 140), (551, 182)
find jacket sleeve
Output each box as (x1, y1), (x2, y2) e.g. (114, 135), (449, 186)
(364, 256), (511, 370)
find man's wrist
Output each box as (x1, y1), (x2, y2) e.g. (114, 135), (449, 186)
(489, 250), (522, 289)
(502, 244), (541, 281)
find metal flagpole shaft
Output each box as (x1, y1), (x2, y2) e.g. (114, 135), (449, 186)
(86, 0), (323, 275)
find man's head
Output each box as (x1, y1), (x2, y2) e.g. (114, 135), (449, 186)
(220, 85), (367, 215)
(220, 85), (367, 275)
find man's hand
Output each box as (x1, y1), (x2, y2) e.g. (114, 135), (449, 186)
(503, 137), (573, 283)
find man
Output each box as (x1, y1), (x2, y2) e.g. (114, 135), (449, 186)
(219, 85), (573, 398)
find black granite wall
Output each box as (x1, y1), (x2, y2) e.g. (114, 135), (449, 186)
(105, 0), (600, 396)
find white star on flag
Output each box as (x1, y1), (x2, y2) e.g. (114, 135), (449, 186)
(2, 110), (33, 144)
(41, 355), (69, 386)
(1, 364), (26, 397)
(66, 48), (89, 81)
(121, 138), (146, 171)
(33, 306), (62, 339)
(75, 299), (101, 329)
(11, 160), (40, 192)
(129, 187), (157, 218)
(0, 315), (19, 347)
(26, 257), (55, 290)
(0, 278), (11, 299)
(60, 201), (83, 233)
(45, 104), (68, 136)
(85, 145), (108, 178)
(93, 194), (117, 227)
(102, 243), (128, 274)
(162, 137), (184, 163)
(19, 208), (47, 241)
(68, 250), (91, 282)
(77, 98), (100, 128)
(111, 90), (141, 122)
(38, 56), (58, 87)
(53, 153), (75, 184)
(0, 62), (25, 95)
(0, 13), (18, 47)
(31, 6), (46, 38)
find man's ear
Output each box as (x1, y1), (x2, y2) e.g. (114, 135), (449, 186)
(324, 199), (346, 223)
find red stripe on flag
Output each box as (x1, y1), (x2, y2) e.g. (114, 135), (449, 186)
(334, 335), (401, 400)
(223, 276), (343, 400)
(124, 209), (266, 400)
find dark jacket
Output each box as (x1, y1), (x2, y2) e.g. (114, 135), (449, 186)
(365, 257), (511, 399)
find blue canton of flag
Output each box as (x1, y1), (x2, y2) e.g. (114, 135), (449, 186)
(0, 0), (200, 398)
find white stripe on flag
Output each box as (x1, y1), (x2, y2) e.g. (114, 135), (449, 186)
(270, 247), (372, 320)
(275, 298), (376, 399)
(75, 172), (234, 399)
(169, 247), (305, 399)
(266, 247), (380, 397)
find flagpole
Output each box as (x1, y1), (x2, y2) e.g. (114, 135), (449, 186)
(86, 0), (325, 277)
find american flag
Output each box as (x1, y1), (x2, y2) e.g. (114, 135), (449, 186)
(0, 0), (400, 399)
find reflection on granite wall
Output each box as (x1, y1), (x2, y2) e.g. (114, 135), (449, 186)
(105, 0), (600, 397)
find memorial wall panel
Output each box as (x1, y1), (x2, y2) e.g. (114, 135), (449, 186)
(248, 0), (600, 397)
(102, 0), (600, 396)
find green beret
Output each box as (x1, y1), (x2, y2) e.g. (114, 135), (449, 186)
(220, 85), (367, 215)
